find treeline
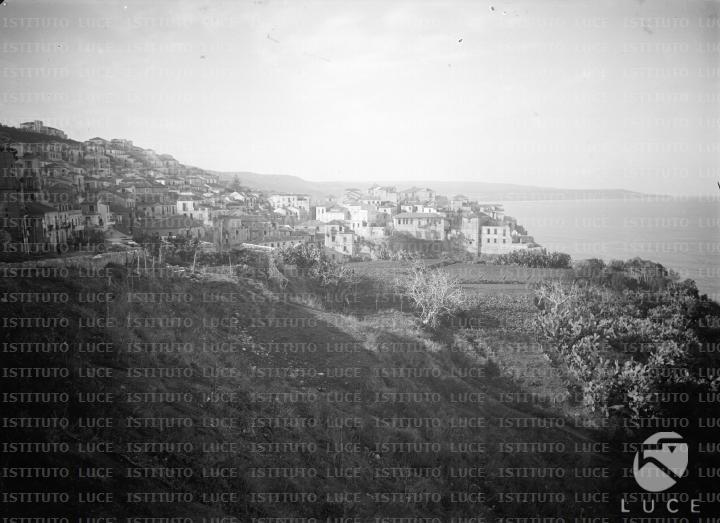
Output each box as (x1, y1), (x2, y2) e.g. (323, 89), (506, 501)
(489, 250), (572, 269)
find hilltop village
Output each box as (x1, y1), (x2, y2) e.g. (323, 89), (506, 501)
(0, 120), (539, 259)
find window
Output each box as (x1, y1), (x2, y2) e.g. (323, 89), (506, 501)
(494, 228), (497, 234)
(494, 239), (497, 243)
(487, 238), (490, 243)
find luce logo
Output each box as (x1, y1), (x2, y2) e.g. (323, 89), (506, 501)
(632, 431), (688, 492)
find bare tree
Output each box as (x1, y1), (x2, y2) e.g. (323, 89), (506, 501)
(398, 262), (467, 328)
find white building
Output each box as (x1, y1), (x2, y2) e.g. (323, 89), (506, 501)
(268, 193), (309, 212)
(480, 224), (513, 254)
(347, 205), (369, 226)
(268, 193), (297, 208)
(315, 205), (347, 223)
(176, 196), (200, 219)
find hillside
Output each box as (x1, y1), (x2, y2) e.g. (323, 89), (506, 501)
(216, 170), (651, 201)
(0, 261), (629, 519)
(213, 170), (349, 199)
(409, 181), (649, 202)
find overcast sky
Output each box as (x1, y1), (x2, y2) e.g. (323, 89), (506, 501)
(1, 0), (718, 195)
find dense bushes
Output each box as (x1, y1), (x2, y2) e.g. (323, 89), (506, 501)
(492, 249), (571, 269)
(573, 257), (680, 292)
(276, 244), (359, 290)
(533, 263), (720, 421)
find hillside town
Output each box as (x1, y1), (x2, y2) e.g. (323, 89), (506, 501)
(0, 120), (539, 260)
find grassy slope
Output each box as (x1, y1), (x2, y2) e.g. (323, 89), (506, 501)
(0, 264), (625, 519)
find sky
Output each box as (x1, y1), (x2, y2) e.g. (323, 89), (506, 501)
(0, 0), (718, 195)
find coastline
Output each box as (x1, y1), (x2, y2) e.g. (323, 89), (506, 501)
(503, 198), (720, 299)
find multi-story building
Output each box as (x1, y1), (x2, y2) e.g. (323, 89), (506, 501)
(83, 152), (111, 171)
(268, 193), (310, 212)
(38, 142), (64, 162)
(18, 120), (67, 139)
(361, 197), (381, 208)
(461, 216), (488, 255)
(295, 195), (310, 213)
(175, 195), (201, 219)
(219, 215), (248, 247)
(134, 201), (176, 221)
(80, 200), (111, 230)
(478, 204), (505, 221)
(63, 145), (84, 164)
(392, 212), (446, 241)
(314, 205), (347, 223)
(110, 138), (133, 150)
(268, 193), (297, 208)
(461, 216), (515, 255)
(377, 203), (397, 217)
(368, 185), (398, 203)
(194, 205), (212, 226)
(400, 203), (440, 214)
(398, 186), (435, 204)
(347, 205), (368, 226)
(141, 216), (205, 240)
(324, 224), (356, 256)
(239, 215), (275, 242)
(84, 137), (108, 153)
(450, 195), (471, 211)
(130, 181), (169, 203)
(294, 220), (325, 235)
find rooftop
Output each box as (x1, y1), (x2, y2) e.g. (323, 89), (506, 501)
(26, 201), (58, 215)
(394, 212), (444, 219)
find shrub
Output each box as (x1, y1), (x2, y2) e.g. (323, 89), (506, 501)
(572, 258), (606, 279)
(397, 263), (467, 328)
(276, 244), (359, 292)
(578, 257), (681, 292)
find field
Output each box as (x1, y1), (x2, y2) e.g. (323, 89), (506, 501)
(348, 260), (574, 285)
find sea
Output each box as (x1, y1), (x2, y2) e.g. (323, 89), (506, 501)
(502, 196), (720, 301)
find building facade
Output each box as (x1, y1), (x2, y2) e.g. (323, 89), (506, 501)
(392, 212), (446, 241)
